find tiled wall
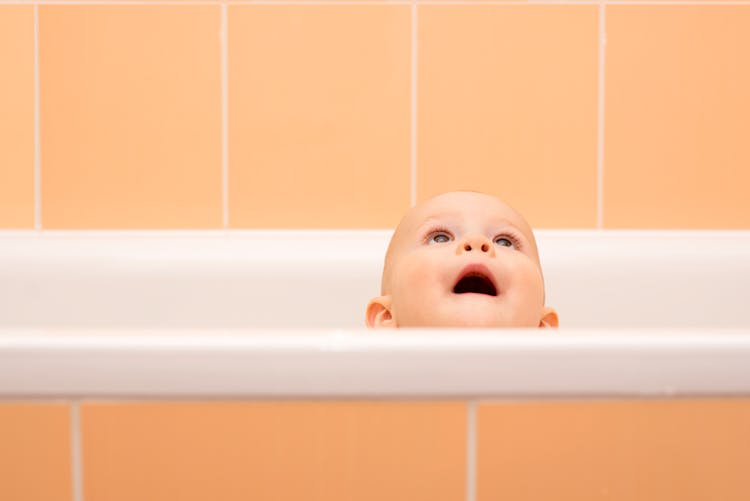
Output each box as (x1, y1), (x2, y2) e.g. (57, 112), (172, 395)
(1, 2), (749, 230)
(2, 399), (750, 501)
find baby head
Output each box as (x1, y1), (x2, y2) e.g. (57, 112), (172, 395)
(366, 191), (558, 328)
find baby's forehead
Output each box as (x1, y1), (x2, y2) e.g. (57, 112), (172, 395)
(401, 193), (533, 237)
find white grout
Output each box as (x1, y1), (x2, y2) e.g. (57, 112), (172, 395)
(2, 1), (221, 3)
(3, 228), (747, 237)
(466, 400), (477, 501)
(5, 1), (750, 5)
(410, 2), (417, 207)
(231, 1), (414, 3)
(221, 3), (229, 229)
(70, 402), (83, 501)
(46, 1), (409, 3)
(597, 3), (606, 229)
(34, 5), (41, 231)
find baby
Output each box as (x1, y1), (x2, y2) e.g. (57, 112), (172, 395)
(366, 191), (558, 328)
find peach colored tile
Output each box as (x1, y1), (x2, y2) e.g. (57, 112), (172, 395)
(424, 0), (542, 2)
(478, 399), (750, 501)
(418, 6), (599, 229)
(0, 6), (34, 229)
(82, 401), (465, 501)
(0, 403), (72, 501)
(40, 6), (222, 229)
(40, 0), (209, 3)
(229, 6), (411, 229)
(605, 0), (741, 3)
(605, 7), (750, 229)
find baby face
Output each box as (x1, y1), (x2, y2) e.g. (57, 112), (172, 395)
(367, 192), (557, 328)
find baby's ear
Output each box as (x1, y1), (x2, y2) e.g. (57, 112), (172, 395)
(539, 307), (559, 328)
(366, 296), (396, 328)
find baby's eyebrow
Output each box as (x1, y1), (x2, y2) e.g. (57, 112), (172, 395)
(413, 215), (457, 235)
(414, 215), (526, 235)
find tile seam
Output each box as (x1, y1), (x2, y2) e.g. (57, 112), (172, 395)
(597, 3), (606, 229)
(410, 2), (417, 207)
(221, 3), (229, 229)
(466, 400), (477, 501)
(4, 228), (747, 236)
(70, 401), (83, 501)
(7, 2), (750, 5)
(34, 5), (41, 231)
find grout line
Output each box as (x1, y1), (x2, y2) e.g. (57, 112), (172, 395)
(596, 3), (606, 229)
(525, 0), (750, 3)
(3, 228), (747, 236)
(221, 2), (229, 229)
(70, 401), (83, 501)
(5, 1), (750, 5)
(34, 5), (41, 231)
(410, 2), (417, 207)
(466, 400), (477, 501)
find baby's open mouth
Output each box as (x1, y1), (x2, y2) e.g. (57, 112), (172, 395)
(452, 265), (498, 296)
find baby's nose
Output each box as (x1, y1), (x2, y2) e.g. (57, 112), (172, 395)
(456, 235), (496, 257)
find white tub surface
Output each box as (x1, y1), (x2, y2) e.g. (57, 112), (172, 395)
(1, 329), (749, 399)
(1, 230), (750, 328)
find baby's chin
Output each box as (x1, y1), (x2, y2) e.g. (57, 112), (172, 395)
(400, 308), (526, 328)
(393, 293), (543, 328)
(434, 316), (518, 328)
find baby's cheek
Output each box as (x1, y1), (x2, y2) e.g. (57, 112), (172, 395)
(504, 259), (545, 304)
(521, 269), (547, 323)
(400, 255), (438, 290)
(521, 263), (545, 296)
(393, 257), (443, 325)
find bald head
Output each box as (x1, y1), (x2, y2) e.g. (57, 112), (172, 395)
(366, 190), (556, 328)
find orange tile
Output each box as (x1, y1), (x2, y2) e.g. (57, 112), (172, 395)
(477, 399), (750, 501)
(40, 6), (222, 229)
(0, 6), (34, 228)
(229, 6), (411, 229)
(418, 6), (599, 229)
(0, 403), (72, 501)
(605, 0), (747, 2)
(82, 401), (466, 501)
(605, 7), (750, 229)
(424, 0), (528, 2)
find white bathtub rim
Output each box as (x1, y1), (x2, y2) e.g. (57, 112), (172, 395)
(2, 328), (750, 399)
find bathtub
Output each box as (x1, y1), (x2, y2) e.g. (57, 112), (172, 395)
(1, 229), (750, 398)
(2, 230), (750, 501)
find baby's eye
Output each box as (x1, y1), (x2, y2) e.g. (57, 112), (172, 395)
(493, 236), (515, 248)
(428, 231), (453, 245)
